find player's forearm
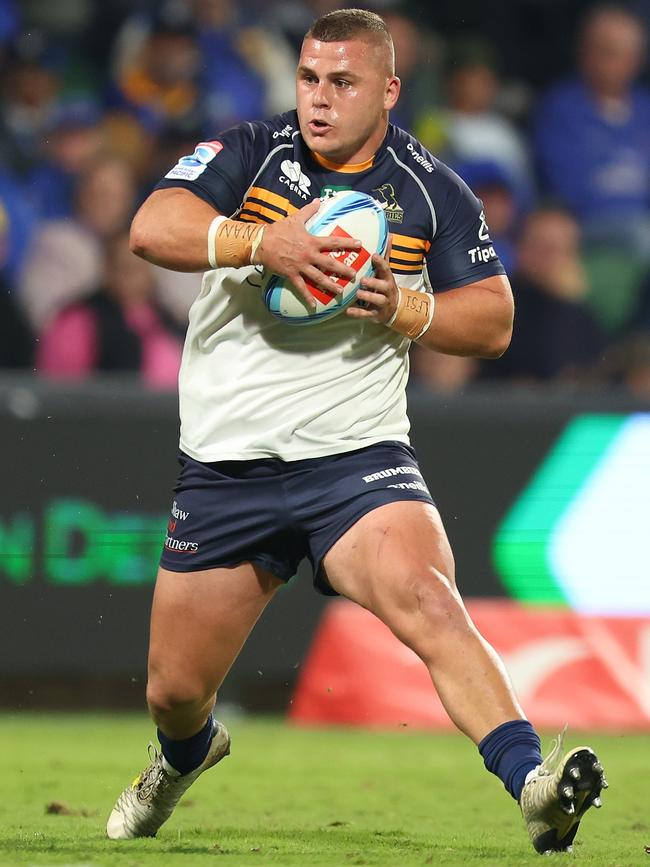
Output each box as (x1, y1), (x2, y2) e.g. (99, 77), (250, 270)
(415, 275), (514, 359)
(130, 189), (222, 272)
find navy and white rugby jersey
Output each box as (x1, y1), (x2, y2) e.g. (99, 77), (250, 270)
(156, 111), (505, 463)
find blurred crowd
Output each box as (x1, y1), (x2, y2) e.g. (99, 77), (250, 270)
(1, 0), (650, 397)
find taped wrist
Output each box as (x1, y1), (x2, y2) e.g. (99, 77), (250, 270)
(207, 216), (264, 269)
(387, 287), (435, 340)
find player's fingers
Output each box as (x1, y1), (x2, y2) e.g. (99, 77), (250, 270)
(386, 234), (393, 258)
(289, 275), (318, 310)
(296, 198), (321, 223)
(346, 305), (379, 320)
(359, 275), (389, 294)
(315, 236), (362, 252)
(301, 265), (343, 297)
(371, 253), (392, 277)
(313, 252), (356, 283)
(356, 288), (389, 308)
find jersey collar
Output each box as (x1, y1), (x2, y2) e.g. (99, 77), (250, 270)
(310, 151), (376, 173)
(307, 125), (392, 174)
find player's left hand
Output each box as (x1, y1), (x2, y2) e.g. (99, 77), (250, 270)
(345, 247), (399, 325)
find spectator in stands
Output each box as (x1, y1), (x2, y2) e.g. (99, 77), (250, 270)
(613, 333), (650, 397)
(484, 207), (606, 381)
(26, 98), (105, 220)
(109, 2), (201, 136)
(533, 5), (650, 256)
(37, 231), (183, 388)
(422, 45), (533, 204)
(0, 199), (33, 369)
(380, 9), (442, 134)
(193, 0), (296, 127)
(20, 153), (136, 329)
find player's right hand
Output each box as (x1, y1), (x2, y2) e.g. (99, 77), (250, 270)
(253, 199), (362, 309)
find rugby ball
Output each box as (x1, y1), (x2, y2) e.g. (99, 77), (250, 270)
(262, 190), (389, 325)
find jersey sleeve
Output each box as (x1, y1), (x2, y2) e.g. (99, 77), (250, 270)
(154, 122), (261, 216)
(425, 162), (506, 291)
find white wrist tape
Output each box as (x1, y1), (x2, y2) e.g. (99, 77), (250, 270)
(207, 215), (227, 269)
(414, 292), (435, 340)
(387, 287), (402, 326)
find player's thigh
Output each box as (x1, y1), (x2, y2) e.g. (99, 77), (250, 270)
(323, 500), (458, 622)
(148, 563), (283, 695)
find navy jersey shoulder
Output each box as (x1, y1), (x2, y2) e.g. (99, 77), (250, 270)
(384, 126), (506, 290)
(155, 111), (300, 216)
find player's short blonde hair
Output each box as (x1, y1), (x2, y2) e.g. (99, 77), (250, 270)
(306, 9), (395, 74)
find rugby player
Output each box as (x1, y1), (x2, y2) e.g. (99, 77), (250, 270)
(107, 9), (606, 854)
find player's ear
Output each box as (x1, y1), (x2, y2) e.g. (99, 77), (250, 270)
(384, 75), (400, 111)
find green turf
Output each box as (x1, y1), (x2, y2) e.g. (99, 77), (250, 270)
(0, 714), (647, 866)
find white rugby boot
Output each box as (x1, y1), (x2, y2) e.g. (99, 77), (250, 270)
(106, 719), (230, 839)
(519, 728), (607, 854)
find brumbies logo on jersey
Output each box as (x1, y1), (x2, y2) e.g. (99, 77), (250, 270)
(373, 183), (404, 224)
(165, 141), (224, 181)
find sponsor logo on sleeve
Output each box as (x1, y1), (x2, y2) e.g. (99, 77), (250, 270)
(165, 140), (224, 181)
(406, 142), (434, 173)
(272, 124), (293, 139)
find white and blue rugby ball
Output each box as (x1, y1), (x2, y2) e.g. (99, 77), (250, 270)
(262, 190), (389, 325)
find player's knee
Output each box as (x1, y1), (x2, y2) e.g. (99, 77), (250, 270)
(146, 676), (214, 722)
(389, 567), (470, 656)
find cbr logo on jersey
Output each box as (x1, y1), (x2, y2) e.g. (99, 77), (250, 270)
(467, 211), (496, 263)
(279, 160), (312, 199)
(478, 210), (490, 241)
(165, 141), (224, 181)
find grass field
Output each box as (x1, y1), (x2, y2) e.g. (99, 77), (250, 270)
(0, 714), (647, 867)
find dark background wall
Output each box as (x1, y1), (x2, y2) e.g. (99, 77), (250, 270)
(1, 376), (646, 711)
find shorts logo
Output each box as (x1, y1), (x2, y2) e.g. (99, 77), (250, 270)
(165, 141), (223, 181)
(362, 466), (422, 484)
(279, 160), (312, 199)
(172, 501), (189, 521)
(387, 480), (429, 492)
(164, 535), (199, 553)
(168, 519), (177, 533)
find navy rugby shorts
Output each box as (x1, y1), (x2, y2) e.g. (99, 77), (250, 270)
(160, 441), (435, 595)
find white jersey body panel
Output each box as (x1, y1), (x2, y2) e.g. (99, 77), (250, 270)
(178, 266), (415, 462)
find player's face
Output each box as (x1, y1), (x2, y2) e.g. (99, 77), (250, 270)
(296, 37), (400, 165)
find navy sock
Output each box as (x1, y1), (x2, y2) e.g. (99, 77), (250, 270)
(478, 719), (542, 802)
(157, 713), (214, 776)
